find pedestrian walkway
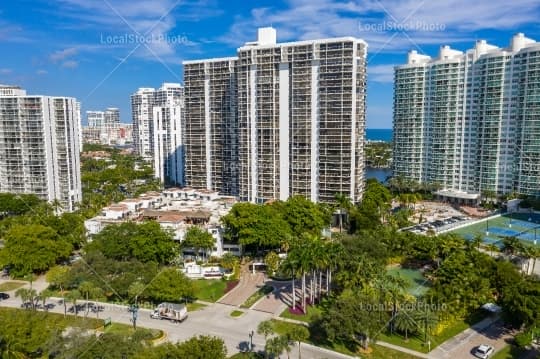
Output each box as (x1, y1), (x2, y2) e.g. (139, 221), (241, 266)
(218, 265), (264, 307)
(375, 341), (430, 359)
(251, 281), (288, 314)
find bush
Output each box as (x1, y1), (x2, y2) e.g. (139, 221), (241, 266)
(515, 332), (532, 348)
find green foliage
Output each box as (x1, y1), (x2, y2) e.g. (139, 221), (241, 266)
(222, 202), (291, 248)
(257, 320), (275, 339)
(0, 224), (72, 276)
(264, 251), (280, 275)
(79, 145), (161, 218)
(183, 226), (215, 260)
(136, 335), (227, 359)
(143, 268), (194, 303)
(0, 193), (43, 216)
(322, 288), (386, 350)
(282, 195), (330, 237)
(365, 141), (392, 168)
(86, 221), (178, 264)
(514, 331), (532, 348)
(352, 179), (392, 230)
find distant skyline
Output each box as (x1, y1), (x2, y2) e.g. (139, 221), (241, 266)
(1, 0), (540, 128)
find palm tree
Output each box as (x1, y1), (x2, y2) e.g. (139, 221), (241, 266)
(79, 281), (95, 317)
(66, 290), (81, 315)
(281, 257), (298, 310)
(502, 236), (522, 257)
(279, 335), (292, 359)
(15, 288), (37, 310)
(394, 310), (418, 341)
(288, 325), (309, 359)
(258, 320), (275, 359)
(265, 336), (285, 359)
(38, 289), (53, 311)
(414, 307), (438, 344)
(471, 233), (483, 251)
(486, 243), (499, 257)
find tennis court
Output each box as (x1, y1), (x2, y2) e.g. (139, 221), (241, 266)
(451, 212), (540, 246)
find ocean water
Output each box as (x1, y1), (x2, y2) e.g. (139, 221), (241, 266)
(366, 128), (392, 142)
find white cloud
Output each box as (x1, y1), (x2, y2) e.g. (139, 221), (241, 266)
(368, 64), (395, 83)
(219, 0), (540, 54)
(53, 0), (215, 63)
(50, 47), (78, 63)
(0, 68), (13, 75)
(36, 70), (48, 75)
(62, 60), (79, 69)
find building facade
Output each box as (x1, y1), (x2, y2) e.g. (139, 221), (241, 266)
(131, 83), (185, 186)
(152, 83), (185, 187)
(183, 27), (367, 203)
(131, 87), (156, 160)
(0, 85), (82, 211)
(394, 33), (540, 199)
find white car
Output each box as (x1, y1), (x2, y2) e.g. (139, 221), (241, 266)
(474, 344), (494, 358)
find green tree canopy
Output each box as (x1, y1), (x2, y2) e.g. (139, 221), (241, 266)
(144, 268), (194, 303)
(86, 221), (178, 264)
(0, 224), (72, 276)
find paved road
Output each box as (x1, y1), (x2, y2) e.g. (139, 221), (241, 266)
(0, 285), (350, 359)
(252, 280), (290, 314)
(430, 316), (514, 359)
(218, 270), (264, 307)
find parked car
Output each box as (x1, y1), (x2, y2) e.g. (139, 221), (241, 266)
(0, 292), (9, 300)
(20, 302), (33, 309)
(474, 344), (494, 358)
(44, 303), (55, 310)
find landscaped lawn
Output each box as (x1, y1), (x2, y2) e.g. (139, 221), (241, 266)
(228, 353), (263, 358)
(192, 279), (228, 302)
(0, 281), (25, 291)
(240, 285), (273, 309)
(379, 310), (488, 353)
(269, 319), (421, 359)
(186, 302), (207, 312)
(491, 344), (534, 359)
(230, 310), (244, 317)
(279, 304), (322, 323)
(103, 322), (162, 340)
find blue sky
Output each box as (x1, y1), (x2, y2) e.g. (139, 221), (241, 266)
(1, 0), (539, 128)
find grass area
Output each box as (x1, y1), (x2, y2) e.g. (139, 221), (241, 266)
(0, 281), (25, 291)
(240, 285), (274, 309)
(186, 302), (207, 312)
(103, 323), (162, 340)
(367, 345), (422, 359)
(279, 304), (323, 323)
(192, 279), (228, 302)
(228, 353), (264, 359)
(230, 310), (244, 317)
(269, 320), (420, 359)
(387, 266), (430, 296)
(0, 307), (103, 329)
(380, 310), (488, 353)
(491, 344), (533, 359)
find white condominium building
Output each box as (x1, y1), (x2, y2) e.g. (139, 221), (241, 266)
(394, 33), (540, 199)
(183, 27), (367, 203)
(131, 83), (185, 186)
(131, 87), (156, 160)
(152, 83), (185, 187)
(0, 85), (82, 211)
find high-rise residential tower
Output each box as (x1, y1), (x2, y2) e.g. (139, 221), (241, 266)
(131, 87), (156, 160)
(183, 27), (367, 203)
(393, 33), (540, 200)
(131, 83), (185, 186)
(0, 85), (82, 211)
(152, 83), (185, 186)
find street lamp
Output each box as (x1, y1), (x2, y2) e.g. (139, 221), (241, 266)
(485, 220), (489, 236)
(248, 330), (254, 352)
(128, 304), (139, 330)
